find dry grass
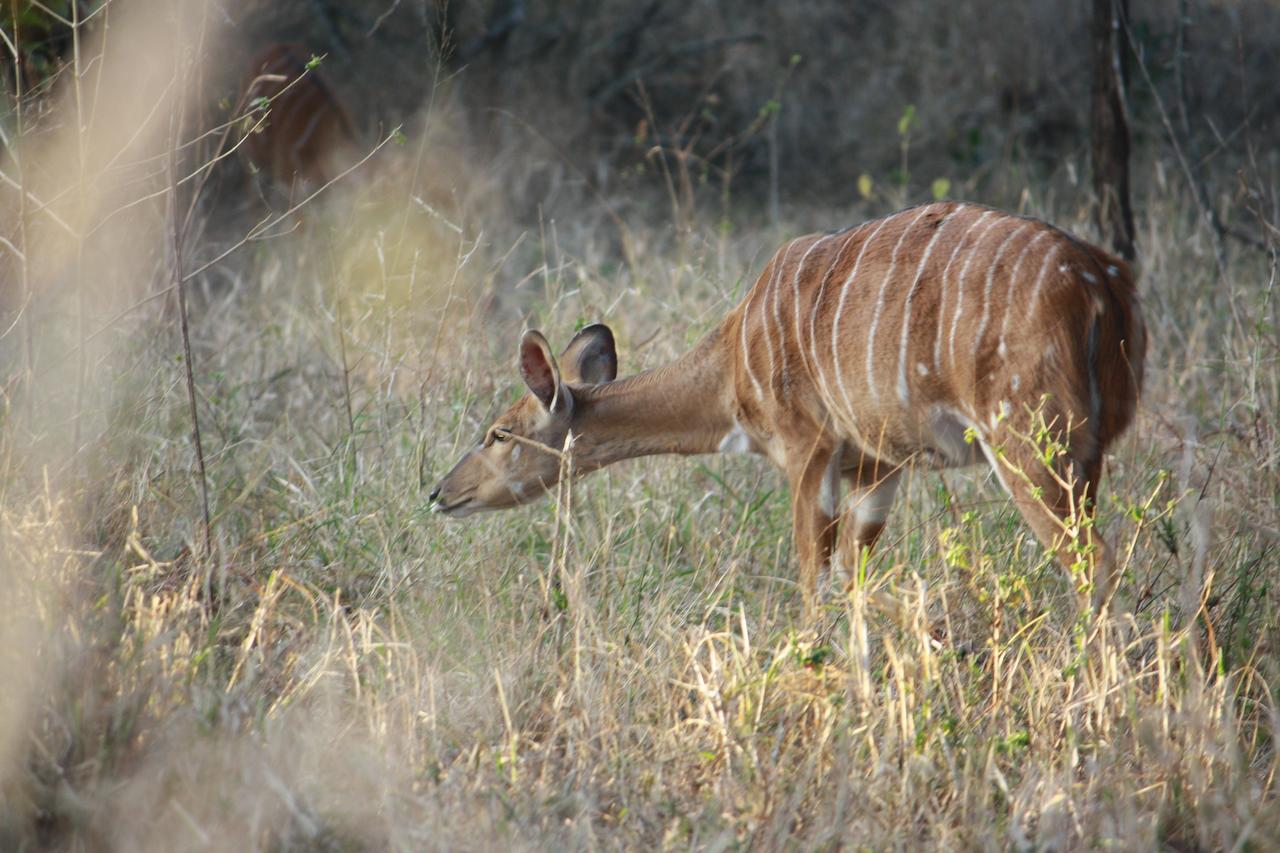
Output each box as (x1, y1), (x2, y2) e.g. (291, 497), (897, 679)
(3, 2), (1280, 851)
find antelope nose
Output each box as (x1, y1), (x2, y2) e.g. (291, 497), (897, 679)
(428, 485), (441, 504)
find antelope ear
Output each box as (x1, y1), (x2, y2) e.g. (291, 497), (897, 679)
(559, 323), (618, 385)
(519, 330), (565, 411)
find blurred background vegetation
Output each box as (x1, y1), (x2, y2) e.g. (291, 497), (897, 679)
(10, 0), (1273, 231)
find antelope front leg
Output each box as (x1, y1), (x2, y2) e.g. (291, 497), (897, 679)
(785, 439), (842, 616)
(835, 464), (902, 586)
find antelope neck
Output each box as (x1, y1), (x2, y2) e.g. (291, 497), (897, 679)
(570, 327), (735, 468)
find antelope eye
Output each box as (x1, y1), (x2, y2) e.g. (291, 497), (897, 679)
(492, 428), (512, 443)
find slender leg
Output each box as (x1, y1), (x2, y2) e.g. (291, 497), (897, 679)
(784, 435), (841, 616)
(980, 429), (1115, 616)
(835, 462), (902, 582)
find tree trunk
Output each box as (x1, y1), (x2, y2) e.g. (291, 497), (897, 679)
(1090, 0), (1136, 261)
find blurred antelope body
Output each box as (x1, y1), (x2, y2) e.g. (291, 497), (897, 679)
(431, 201), (1146, 614)
(239, 44), (359, 196)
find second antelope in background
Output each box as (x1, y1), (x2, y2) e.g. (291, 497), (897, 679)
(238, 44), (359, 199)
(430, 202), (1146, 616)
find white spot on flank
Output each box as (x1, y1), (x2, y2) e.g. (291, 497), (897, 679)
(1106, 264), (1120, 277)
(1081, 270), (1098, 284)
(997, 339), (1007, 358)
(1044, 342), (1057, 362)
(1058, 263), (1069, 273)
(868, 205), (935, 403)
(916, 362), (929, 376)
(1011, 373), (1021, 391)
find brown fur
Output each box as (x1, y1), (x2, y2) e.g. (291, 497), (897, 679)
(239, 44), (359, 196)
(431, 203), (1147, 617)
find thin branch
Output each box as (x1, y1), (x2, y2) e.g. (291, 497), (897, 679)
(0, 169), (80, 237)
(1118, 7), (1232, 271)
(588, 34), (764, 108)
(164, 20), (213, 558)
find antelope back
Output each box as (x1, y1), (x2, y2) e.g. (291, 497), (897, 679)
(239, 44), (359, 193)
(732, 202), (1145, 467)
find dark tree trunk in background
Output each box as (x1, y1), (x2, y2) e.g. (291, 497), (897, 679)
(1090, 0), (1136, 261)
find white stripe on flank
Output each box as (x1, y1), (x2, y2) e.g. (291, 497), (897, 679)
(896, 209), (960, 404)
(770, 246), (787, 393)
(994, 229), (1051, 360)
(832, 214), (897, 416)
(947, 212), (1006, 371)
(739, 260), (769, 400)
(932, 207), (983, 373)
(761, 240), (797, 397)
(865, 205), (935, 404)
(1025, 244), (1062, 320)
(972, 221), (1031, 364)
(809, 226), (866, 412)
(792, 233), (836, 383)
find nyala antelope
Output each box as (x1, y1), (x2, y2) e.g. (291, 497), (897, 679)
(431, 202), (1146, 615)
(238, 44), (359, 198)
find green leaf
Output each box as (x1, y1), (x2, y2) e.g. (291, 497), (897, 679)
(897, 104), (916, 137)
(857, 173), (874, 199)
(931, 177), (951, 200)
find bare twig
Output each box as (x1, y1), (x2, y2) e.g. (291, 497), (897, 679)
(588, 34), (763, 109)
(1117, 6), (1240, 269)
(335, 294), (358, 481)
(164, 18), (213, 558)
(456, 0), (526, 64)
(71, 0), (87, 460)
(7, 0), (35, 420)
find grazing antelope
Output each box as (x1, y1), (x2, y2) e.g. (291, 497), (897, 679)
(430, 202), (1146, 615)
(238, 44), (359, 197)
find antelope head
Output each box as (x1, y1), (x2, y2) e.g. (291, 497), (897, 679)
(428, 324), (618, 517)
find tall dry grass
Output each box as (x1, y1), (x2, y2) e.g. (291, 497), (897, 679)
(2, 1), (1279, 850)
